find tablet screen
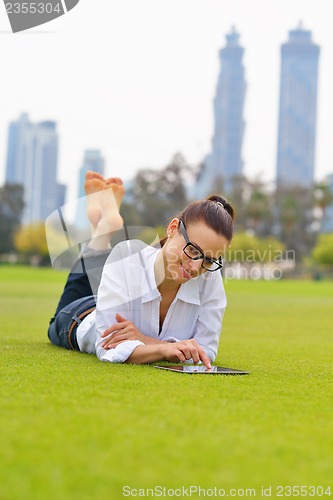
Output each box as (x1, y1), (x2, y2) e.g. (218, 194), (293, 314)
(154, 365), (250, 375)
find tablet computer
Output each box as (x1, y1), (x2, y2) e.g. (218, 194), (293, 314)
(154, 365), (250, 375)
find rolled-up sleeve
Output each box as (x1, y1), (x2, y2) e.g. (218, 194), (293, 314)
(94, 245), (144, 363)
(99, 340), (145, 363)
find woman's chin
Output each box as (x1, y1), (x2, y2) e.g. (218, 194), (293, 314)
(167, 267), (187, 283)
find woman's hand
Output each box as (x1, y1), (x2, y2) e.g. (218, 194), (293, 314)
(161, 339), (212, 369)
(101, 314), (151, 349)
(101, 316), (212, 369)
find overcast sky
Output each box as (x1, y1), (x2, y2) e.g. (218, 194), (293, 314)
(1, 0), (333, 203)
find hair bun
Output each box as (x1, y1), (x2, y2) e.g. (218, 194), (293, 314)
(207, 194), (235, 221)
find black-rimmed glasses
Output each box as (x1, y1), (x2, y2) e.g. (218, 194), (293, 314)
(179, 220), (224, 272)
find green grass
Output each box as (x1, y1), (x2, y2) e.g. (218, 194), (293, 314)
(0, 266), (332, 499)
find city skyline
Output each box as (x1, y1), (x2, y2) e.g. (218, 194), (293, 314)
(1, 1), (333, 205)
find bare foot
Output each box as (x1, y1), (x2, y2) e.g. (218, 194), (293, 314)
(97, 188), (124, 234)
(104, 177), (125, 208)
(84, 171), (125, 250)
(84, 171), (106, 231)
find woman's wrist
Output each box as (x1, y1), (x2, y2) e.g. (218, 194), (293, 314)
(125, 343), (166, 364)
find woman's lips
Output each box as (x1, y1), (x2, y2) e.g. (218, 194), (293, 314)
(180, 263), (191, 279)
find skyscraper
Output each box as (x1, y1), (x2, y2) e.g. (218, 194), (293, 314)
(5, 113), (66, 224)
(196, 27), (246, 197)
(75, 150), (105, 229)
(276, 23), (320, 188)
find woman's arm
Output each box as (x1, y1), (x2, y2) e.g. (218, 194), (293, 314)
(94, 242), (149, 363)
(100, 313), (166, 349)
(126, 339), (212, 369)
(98, 313), (214, 366)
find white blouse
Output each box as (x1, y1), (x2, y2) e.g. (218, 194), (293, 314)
(77, 240), (227, 363)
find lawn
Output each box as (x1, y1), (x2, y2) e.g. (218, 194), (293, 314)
(0, 266), (332, 499)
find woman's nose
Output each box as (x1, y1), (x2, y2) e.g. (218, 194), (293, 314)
(187, 259), (203, 273)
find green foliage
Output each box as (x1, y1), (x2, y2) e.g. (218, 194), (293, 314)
(313, 182), (333, 210)
(0, 183), (24, 253)
(14, 222), (49, 256)
(311, 233), (333, 265)
(227, 232), (285, 263)
(129, 153), (193, 227)
(227, 177), (330, 260)
(14, 222), (64, 265)
(275, 185), (317, 260)
(135, 225), (166, 245)
(0, 267), (332, 498)
(122, 156), (333, 263)
(120, 201), (144, 225)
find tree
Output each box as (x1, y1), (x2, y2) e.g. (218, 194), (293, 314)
(0, 184), (24, 254)
(274, 185), (316, 261)
(120, 202), (144, 226)
(227, 232), (285, 263)
(313, 182), (333, 230)
(311, 233), (333, 266)
(130, 153), (193, 227)
(14, 222), (50, 265)
(244, 179), (274, 238)
(227, 174), (248, 232)
(313, 182), (333, 212)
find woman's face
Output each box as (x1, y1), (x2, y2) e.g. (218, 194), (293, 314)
(163, 218), (230, 284)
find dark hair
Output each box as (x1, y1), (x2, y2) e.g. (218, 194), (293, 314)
(160, 195), (234, 247)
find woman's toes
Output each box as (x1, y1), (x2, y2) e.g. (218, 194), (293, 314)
(84, 178), (105, 195)
(105, 177), (123, 186)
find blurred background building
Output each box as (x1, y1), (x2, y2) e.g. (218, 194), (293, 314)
(5, 113), (66, 224)
(276, 23), (320, 188)
(196, 26), (246, 198)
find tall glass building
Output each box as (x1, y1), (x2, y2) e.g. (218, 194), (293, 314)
(5, 113), (66, 224)
(276, 24), (320, 188)
(197, 27), (246, 197)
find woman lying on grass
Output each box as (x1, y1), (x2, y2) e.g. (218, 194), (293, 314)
(48, 171), (234, 368)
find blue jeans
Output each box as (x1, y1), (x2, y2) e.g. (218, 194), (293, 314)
(48, 250), (110, 351)
(48, 295), (96, 350)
